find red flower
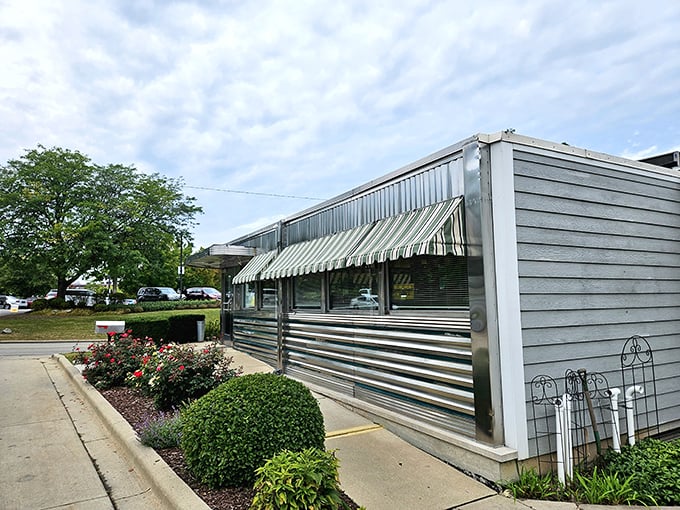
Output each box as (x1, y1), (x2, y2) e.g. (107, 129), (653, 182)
(110, 358), (116, 363)
(179, 365), (185, 371)
(133, 370), (143, 378)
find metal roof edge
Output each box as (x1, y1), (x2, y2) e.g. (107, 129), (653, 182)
(479, 131), (680, 179)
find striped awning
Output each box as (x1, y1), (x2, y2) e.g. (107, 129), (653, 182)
(261, 223), (374, 279)
(232, 250), (278, 284)
(346, 196), (465, 267)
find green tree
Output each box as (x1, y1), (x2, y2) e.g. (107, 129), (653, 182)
(0, 145), (202, 298)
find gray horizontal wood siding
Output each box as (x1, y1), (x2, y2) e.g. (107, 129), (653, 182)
(512, 149), (680, 454)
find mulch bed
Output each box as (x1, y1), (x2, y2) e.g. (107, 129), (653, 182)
(100, 387), (359, 510)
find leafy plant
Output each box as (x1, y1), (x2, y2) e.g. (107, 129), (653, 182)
(251, 448), (348, 510)
(181, 373), (326, 488)
(502, 467), (566, 501)
(603, 438), (680, 506)
(571, 467), (646, 505)
(129, 342), (241, 410)
(138, 410), (183, 449)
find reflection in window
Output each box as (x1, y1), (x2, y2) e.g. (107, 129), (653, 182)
(293, 273), (322, 309)
(329, 266), (378, 311)
(243, 283), (255, 309)
(389, 254), (468, 309)
(260, 280), (277, 309)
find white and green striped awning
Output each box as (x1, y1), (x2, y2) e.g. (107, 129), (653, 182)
(232, 250), (278, 284)
(260, 223), (374, 279)
(346, 196), (465, 267)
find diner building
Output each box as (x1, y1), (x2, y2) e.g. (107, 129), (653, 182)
(188, 132), (680, 480)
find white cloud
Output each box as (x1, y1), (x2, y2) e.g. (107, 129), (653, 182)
(1, 0), (679, 248)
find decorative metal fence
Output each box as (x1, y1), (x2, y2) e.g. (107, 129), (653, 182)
(529, 335), (659, 481)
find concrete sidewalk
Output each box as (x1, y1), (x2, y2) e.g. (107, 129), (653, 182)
(0, 356), (162, 509)
(1, 348), (665, 510)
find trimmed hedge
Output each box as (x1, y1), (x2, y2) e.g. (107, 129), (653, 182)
(125, 317), (169, 344)
(167, 314), (205, 343)
(181, 373), (325, 488)
(125, 314), (205, 344)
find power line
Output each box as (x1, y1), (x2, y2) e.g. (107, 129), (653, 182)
(184, 185), (325, 201)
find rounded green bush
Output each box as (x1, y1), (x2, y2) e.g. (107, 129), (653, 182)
(180, 372), (325, 488)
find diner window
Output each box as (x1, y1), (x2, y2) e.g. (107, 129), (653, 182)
(329, 266), (379, 311)
(260, 280), (277, 309)
(293, 273), (322, 309)
(389, 254), (468, 310)
(242, 283), (256, 309)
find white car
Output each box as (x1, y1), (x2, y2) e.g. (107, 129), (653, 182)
(350, 294), (379, 309)
(0, 295), (28, 309)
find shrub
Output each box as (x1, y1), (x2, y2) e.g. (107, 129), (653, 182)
(73, 331), (156, 389)
(30, 298), (49, 311)
(251, 448), (347, 510)
(138, 410), (183, 449)
(181, 373), (325, 488)
(47, 297), (70, 309)
(205, 318), (220, 340)
(129, 342), (240, 410)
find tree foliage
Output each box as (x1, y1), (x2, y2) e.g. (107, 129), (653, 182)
(0, 145), (202, 298)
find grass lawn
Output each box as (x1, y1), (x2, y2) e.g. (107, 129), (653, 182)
(0, 308), (221, 341)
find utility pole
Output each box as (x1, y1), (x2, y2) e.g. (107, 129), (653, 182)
(178, 234), (184, 294)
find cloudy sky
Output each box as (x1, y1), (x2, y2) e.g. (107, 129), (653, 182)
(2, 0), (679, 250)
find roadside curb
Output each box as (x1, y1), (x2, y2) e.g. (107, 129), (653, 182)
(54, 353), (211, 510)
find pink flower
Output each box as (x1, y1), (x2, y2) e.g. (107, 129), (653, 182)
(156, 365), (162, 372)
(179, 365), (185, 371)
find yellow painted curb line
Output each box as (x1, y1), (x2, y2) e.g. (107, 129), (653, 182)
(326, 424), (383, 439)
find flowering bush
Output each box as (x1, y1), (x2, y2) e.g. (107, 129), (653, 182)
(74, 331), (156, 389)
(129, 342), (242, 410)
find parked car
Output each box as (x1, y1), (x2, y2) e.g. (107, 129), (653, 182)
(350, 294), (379, 309)
(184, 287), (221, 300)
(137, 287), (182, 302)
(0, 295), (28, 309)
(45, 288), (96, 307)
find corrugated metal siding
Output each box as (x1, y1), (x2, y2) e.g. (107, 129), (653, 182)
(513, 149), (680, 453)
(282, 312), (476, 437)
(233, 314), (278, 367)
(286, 157), (464, 243)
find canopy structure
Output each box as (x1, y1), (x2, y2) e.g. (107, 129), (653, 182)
(232, 250), (278, 284)
(346, 196), (465, 267)
(185, 244), (257, 270)
(260, 222), (374, 280)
